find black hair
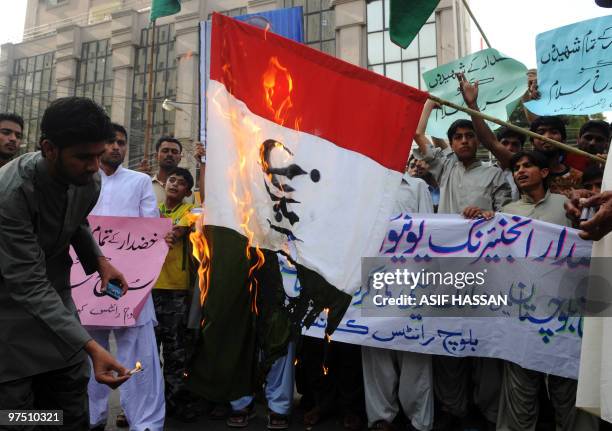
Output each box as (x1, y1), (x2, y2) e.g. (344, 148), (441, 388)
(0, 113), (24, 130)
(579, 120), (610, 140)
(111, 123), (128, 140)
(529, 116), (567, 142)
(447, 119), (475, 142)
(155, 135), (182, 153)
(509, 150), (550, 172)
(582, 164), (604, 184)
(40, 97), (114, 149)
(168, 167), (194, 191)
(496, 126), (526, 145)
(510, 150), (551, 190)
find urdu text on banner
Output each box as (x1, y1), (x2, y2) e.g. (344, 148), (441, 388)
(423, 48), (528, 139)
(525, 15), (612, 115)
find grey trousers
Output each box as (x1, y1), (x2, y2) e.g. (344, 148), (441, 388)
(496, 361), (599, 431)
(362, 346), (434, 431)
(0, 360), (90, 431)
(433, 356), (502, 423)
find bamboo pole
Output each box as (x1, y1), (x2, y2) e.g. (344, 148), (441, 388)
(143, 21), (157, 162)
(461, 0), (492, 49)
(428, 93), (606, 164)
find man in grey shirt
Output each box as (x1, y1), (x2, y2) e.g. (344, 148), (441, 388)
(0, 97), (131, 429)
(470, 150), (599, 431)
(413, 100), (512, 428)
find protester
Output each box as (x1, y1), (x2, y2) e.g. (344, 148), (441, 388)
(530, 116), (583, 197)
(413, 98), (512, 429)
(457, 73), (583, 199)
(154, 167), (201, 422)
(0, 113), (24, 169)
(407, 155), (440, 211)
(361, 171), (435, 431)
(582, 164), (604, 193)
(0, 97), (130, 428)
(413, 99), (512, 215)
(578, 120), (610, 156)
(465, 150), (599, 431)
(86, 123), (165, 431)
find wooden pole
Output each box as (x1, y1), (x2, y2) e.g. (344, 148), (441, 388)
(428, 94), (606, 164)
(461, 0), (492, 49)
(143, 21), (157, 162)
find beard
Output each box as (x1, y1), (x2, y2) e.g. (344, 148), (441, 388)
(56, 153), (95, 186)
(101, 155), (122, 169)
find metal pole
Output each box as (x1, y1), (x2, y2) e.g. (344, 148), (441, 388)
(428, 94), (606, 164)
(460, 0), (492, 49)
(143, 21), (157, 162)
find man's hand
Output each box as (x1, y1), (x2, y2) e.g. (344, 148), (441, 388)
(462, 206), (494, 220)
(194, 142), (206, 165)
(565, 189), (597, 226)
(521, 79), (541, 102)
(577, 191), (612, 241)
(97, 257), (129, 296)
(457, 72), (479, 109)
(85, 340), (130, 389)
(164, 230), (177, 248)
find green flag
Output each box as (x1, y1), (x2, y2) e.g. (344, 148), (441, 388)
(390, 0), (440, 49)
(150, 0), (181, 21)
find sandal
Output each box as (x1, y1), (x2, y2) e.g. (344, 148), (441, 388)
(226, 402), (256, 428)
(267, 411), (290, 430)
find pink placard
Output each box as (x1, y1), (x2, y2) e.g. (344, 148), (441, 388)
(71, 216), (172, 327)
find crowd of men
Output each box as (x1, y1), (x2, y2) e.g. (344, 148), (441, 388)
(0, 70), (612, 431)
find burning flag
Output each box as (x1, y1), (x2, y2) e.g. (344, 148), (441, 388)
(187, 13), (427, 401)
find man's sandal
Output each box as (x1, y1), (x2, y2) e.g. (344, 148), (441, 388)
(267, 412), (290, 430)
(226, 402), (256, 428)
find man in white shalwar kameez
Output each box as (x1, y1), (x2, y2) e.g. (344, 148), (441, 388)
(86, 123), (165, 431)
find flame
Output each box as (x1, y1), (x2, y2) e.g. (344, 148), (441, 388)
(322, 365), (329, 376)
(262, 57), (293, 125)
(135, 361), (142, 370)
(188, 212), (211, 306)
(196, 53), (297, 317)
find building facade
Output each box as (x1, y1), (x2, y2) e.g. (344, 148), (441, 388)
(0, 0), (471, 171)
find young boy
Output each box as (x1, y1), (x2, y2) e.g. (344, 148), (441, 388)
(154, 167), (198, 422)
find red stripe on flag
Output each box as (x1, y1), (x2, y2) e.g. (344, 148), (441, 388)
(210, 13), (428, 173)
(564, 152), (589, 172)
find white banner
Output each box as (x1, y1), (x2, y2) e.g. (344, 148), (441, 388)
(283, 213), (592, 379)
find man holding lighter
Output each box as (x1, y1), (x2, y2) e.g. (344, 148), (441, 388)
(0, 97), (130, 429)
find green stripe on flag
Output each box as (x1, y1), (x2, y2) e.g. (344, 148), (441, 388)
(390, 0), (440, 49)
(150, 0), (181, 21)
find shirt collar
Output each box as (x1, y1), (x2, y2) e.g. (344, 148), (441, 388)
(152, 175), (164, 186)
(100, 165), (124, 178)
(520, 190), (551, 205)
(458, 159), (482, 171)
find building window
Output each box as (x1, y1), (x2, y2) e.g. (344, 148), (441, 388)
(75, 39), (113, 115)
(5, 53), (56, 152)
(130, 24), (177, 167)
(283, 0), (335, 56)
(367, 0), (437, 89)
